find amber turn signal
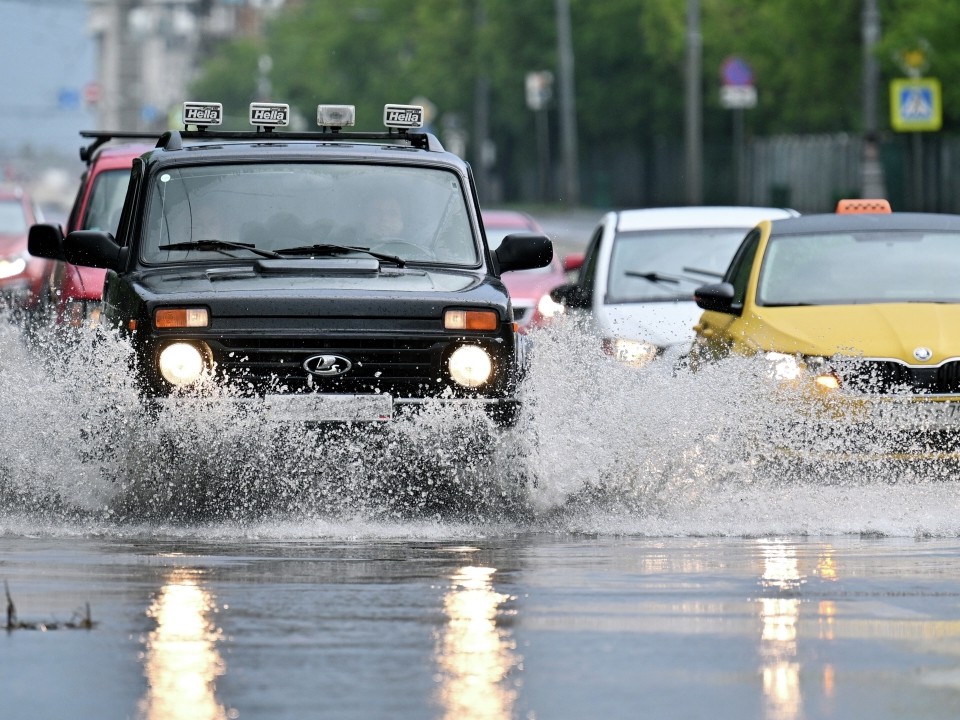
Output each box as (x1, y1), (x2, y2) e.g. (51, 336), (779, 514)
(444, 309), (498, 331)
(154, 307), (209, 329)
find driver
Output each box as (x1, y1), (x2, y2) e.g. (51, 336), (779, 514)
(364, 196), (406, 240)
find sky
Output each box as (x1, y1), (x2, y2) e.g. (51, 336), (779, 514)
(0, 0), (96, 161)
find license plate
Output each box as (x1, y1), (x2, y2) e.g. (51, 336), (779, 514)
(264, 394), (393, 422)
(866, 399), (960, 428)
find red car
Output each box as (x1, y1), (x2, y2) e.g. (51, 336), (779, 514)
(0, 186), (51, 319)
(32, 135), (153, 327)
(482, 209), (571, 331)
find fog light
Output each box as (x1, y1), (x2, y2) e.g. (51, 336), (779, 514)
(158, 342), (206, 385)
(448, 345), (493, 388)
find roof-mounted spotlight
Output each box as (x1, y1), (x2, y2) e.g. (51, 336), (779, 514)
(249, 102), (290, 131)
(317, 105), (356, 130)
(383, 104), (424, 130)
(182, 101), (222, 131)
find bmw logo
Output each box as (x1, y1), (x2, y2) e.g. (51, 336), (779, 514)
(303, 354), (352, 376)
(913, 347), (933, 362)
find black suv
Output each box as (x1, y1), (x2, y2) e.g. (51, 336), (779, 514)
(29, 102), (552, 427)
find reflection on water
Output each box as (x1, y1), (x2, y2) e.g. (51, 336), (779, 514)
(758, 540), (802, 720)
(138, 568), (232, 720)
(435, 565), (519, 720)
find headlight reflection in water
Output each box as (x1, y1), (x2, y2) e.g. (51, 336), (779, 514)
(435, 565), (519, 720)
(138, 568), (234, 720)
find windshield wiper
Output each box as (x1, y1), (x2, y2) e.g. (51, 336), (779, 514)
(157, 239), (283, 259)
(276, 243), (406, 267)
(682, 266), (725, 280)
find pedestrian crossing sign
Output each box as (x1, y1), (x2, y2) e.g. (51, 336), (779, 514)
(890, 78), (942, 132)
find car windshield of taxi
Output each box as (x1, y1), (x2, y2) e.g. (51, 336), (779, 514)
(758, 229), (960, 307)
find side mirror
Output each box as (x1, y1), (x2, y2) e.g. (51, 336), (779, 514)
(63, 230), (124, 270)
(694, 282), (736, 313)
(494, 232), (553, 273)
(550, 282), (592, 309)
(28, 223), (65, 261)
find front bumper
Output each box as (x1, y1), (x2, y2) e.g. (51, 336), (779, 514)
(155, 393), (521, 426)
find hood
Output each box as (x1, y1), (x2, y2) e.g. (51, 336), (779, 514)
(748, 303), (960, 363)
(132, 261), (510, 318)
(596, 300), (701, 348)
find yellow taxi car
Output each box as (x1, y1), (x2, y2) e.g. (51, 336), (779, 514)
(689, 200), (960, 462)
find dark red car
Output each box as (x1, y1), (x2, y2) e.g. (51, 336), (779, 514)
(32, 135), (152, 327)
(482, 209), (571, 331)
(0, 186), (52, 320)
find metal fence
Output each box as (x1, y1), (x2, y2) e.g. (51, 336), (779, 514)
(570, 132), (960, 214)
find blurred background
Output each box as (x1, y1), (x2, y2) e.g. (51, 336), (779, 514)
(1, 0), (957, 218)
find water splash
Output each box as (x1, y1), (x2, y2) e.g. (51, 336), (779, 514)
(1, 314), (959, 538)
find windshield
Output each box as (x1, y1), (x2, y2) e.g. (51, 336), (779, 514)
(0, 199), (26, 234)
(605, 228), (748, 303)
(758, 230), (960, 306)
(141, 163), (478, 266)
(83, 168), (131, 235)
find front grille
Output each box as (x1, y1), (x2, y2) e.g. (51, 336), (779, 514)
(205, 333), (504, 398)
(834, 358), (960, 395)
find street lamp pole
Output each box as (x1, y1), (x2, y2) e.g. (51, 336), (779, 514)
(685, 0), (703, 205)
(555, 0), (580, 206)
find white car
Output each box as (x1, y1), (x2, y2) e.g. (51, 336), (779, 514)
(549, 206), (799, 367)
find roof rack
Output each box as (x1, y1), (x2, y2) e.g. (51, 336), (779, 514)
(78, 131), (164, 165)
(156, 128), (445, 153)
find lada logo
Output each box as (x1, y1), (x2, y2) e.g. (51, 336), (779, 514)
(913, 346), (933, 362)
(303, 354), (353, 376)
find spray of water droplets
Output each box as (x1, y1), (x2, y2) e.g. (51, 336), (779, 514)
(1, 313), (959, 538)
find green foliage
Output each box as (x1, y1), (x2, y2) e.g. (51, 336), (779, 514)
(191, 1), (960, 181)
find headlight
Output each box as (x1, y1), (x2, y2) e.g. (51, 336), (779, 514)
(158, 342), (207, 386)
(0, 255), (26, 280)
(448, 345), (493, 388)
(536, 292), (566, 319)
(765, 352), (839, 391)
(765, 351), (802, 380)
(606, 338), (660, 368)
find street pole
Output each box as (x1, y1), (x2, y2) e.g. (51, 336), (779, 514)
(861, 0), (886, 198)
(685, 0), (703, 205)
(555, 0), (580, 206)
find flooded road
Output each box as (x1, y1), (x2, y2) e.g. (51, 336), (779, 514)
(6, 532), (960, 720)
(3, 319), (960, 719)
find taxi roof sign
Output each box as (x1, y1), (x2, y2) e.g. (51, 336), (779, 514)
(182, 101), (223, 129)
(836, 198), (892, 214)
(249, 102), (289, 128)
(383, 104), (424, 129)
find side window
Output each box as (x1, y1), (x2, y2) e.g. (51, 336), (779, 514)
(579, 226), (603, 291)
(725, 228), (761, 307)
(114, 160), (143, 247)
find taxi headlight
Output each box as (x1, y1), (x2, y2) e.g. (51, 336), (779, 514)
(765, 352), (839, 391)
(158, 342), (207, 386)
(448, 345), (493, 388)
(607, 338), (660, 368)
(536, 292), (566, 319)
(765, 351), (802, 380)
